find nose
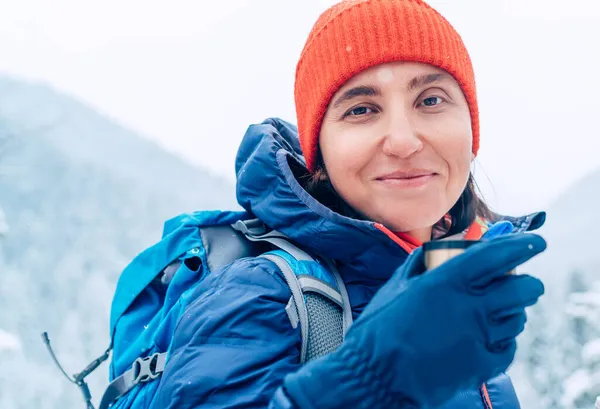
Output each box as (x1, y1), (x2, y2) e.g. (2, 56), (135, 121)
(381, 109), (424, 158)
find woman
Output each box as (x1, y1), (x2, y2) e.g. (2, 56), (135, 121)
(153, 0), (547, 408)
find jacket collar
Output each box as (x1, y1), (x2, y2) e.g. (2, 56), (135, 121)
(235, 117), (545, 283)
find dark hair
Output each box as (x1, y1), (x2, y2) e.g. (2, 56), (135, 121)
(301, 150), (497, 238)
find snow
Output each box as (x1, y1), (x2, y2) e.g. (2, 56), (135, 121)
(0, 329), (21, 352)
(0, 205), (8, 236)
(583, 340), (600, 363)
(562, 369), (591, 407)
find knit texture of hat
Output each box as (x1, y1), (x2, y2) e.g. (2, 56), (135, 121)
(294, 0), (479, 172)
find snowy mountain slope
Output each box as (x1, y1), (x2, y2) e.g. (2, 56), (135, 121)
(529, 167), (600, 291)
(0, 76), (237, 409)
(511, 166), (600, 409)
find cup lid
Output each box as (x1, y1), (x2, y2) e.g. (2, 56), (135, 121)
(422, 240), (480, 251)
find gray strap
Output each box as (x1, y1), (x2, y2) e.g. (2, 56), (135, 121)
(241, 218), (353, 353)
(160, 261), (181, 285)
(297, 275), (343, 307)
(260, 253), (311, 363)
(231, 220), (313, 261)
(285, 297), (300, 329)
(200, 225), (263, 273)
(320, 257), (353, 337)
(99, 352), (166, 409)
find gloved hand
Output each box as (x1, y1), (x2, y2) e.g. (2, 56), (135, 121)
(282, 233), (547, 409)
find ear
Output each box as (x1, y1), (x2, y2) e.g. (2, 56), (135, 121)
(469, 153), (476, 174)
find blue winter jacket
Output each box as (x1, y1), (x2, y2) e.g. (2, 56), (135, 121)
(151, 117), (546, 409)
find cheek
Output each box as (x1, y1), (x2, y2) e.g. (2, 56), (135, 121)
(441, 124), (472, 191)
(423, 113), (472, 188)
(450, 155), (472, 199)
(320, 125), (373, 184)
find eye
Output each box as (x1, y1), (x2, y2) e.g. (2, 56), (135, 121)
(345, 106), (376, 117)
(420, 96), (444, 107)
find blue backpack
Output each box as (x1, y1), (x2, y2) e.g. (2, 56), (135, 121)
(44, 210), (354, 409)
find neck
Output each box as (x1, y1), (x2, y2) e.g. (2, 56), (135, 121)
(394, 226), (433, 248)
(406, 227), (433, 244)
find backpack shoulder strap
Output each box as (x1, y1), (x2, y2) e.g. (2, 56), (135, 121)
(233, 219), (353, 363)
(263, 251), (352, 363)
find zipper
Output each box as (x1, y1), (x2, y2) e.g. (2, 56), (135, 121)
(480, 383), (493, 409)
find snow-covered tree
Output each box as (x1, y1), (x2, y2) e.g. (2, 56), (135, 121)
(524, 300), (565, 409)
(561, 275), (600, 408)
(567, 270), (593, 347)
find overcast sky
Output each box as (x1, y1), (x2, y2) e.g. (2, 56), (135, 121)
(0, 0), (598, 216)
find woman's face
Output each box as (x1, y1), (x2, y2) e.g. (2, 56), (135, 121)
(319, 61), (473, 241)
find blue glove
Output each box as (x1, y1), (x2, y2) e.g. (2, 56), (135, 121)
(481, 220), (515, 240)
(282, 233), (546, 409)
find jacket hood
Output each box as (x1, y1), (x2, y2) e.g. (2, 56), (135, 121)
(235, 117), (545, 284)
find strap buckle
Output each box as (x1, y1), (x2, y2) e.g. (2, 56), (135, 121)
(131, 353), (161, 385)
(232, 219), (267, 237)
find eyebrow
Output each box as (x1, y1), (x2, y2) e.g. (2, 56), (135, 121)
(407, 73), (451, 92)
(331, 85), (381, 108)
(331, 72), (453, 109)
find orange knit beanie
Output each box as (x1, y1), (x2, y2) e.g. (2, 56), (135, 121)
(294, 0), (479, 172)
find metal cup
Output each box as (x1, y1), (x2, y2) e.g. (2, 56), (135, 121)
(423, 240), (479, 270)
(423, 240), (516, 275)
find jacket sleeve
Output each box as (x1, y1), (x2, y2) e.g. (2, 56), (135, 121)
(151, 257), (301, 409)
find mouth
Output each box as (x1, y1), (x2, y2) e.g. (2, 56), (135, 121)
(375, 169), (438, 188)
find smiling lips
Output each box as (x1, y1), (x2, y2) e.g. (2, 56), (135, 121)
(375, 169), (437, 188)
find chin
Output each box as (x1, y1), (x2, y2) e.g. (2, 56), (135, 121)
(379, 205), (447, 233)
